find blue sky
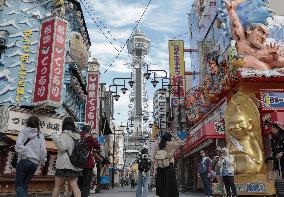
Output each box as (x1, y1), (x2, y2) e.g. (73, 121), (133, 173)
(81, 0), (194, 125)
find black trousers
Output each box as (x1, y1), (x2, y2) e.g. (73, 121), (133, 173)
(72, 168), (94, 197)
(222, 176), (237, 197)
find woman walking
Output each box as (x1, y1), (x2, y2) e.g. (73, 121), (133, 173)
(220, 148), (237, 197)
(270, 122), (284, 179)
(155, 132), (183, 197)
(52, 117), (82, 197)
(15, 116), (47, 197)
(198, 150), (213, 197)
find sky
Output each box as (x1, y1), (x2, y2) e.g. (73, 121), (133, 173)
(81, 0), (195, 125)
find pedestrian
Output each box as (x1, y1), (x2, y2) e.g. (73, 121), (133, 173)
(130, 171), (136, 189)
(136, 144), (152, 197)
(51, 117), (82, 197)
(155, 132), (183, 197)
(198, 150), (213, 197)
(220, 148), (237, 197)
(72, 125), (100, 197)
(269, 123), (284, 178)
(15, 116), (47, 197)
(211, 147), (225, 195)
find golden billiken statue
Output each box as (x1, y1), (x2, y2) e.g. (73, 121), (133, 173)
(225, 92), (264, 174)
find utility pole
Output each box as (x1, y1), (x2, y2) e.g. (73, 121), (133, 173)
(97, 82), (105, 193)
(178, 79), (182, 131)
(112, 126), (116, 188)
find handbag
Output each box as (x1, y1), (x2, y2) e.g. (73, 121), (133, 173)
(11, 138), (32, 168)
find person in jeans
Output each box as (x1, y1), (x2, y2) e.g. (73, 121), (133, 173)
(270, 123), (284, 179)
(211, 147), (225, 195)
(220, 148), (237, 197)
(52, 117), (82, 197)
(15, 116), (47, 197)
(136, 145), (151, 197)
(198, 150), (213, 197)
(76, 125), (100, 197)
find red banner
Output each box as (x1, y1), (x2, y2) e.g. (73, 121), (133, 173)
(85, 73), (99, 130)
(33, 16), (67, 106)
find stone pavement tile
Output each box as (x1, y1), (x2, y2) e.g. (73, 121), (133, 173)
(92, 188), (204, 197)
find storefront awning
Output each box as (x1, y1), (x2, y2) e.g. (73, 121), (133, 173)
(6, 135), (57, 152)
(183, 122), (225, 154)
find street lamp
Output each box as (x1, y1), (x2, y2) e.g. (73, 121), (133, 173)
(144, 63), (168, 80)
(143, 72), (151, 80)
(113, 72), (135, 90)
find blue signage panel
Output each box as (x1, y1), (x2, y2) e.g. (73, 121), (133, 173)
(262, 91), (284, 110)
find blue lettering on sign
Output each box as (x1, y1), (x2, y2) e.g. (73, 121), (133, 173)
(171, 97), (185, 107)
(262, 92), (284, 109)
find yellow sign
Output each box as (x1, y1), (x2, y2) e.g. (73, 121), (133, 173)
(16, 29), (33, 105)
(151, 124), (160, 139)
(168, 40), (185, 107)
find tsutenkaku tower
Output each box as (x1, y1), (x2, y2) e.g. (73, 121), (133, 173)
(127, 25), (150, 135)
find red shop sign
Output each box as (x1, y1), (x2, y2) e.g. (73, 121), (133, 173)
(33, 16), (68, 106)
(184, 122), (225, 152)
(85, 72), (99, 130)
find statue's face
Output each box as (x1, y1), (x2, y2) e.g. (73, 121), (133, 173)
(209, 59), (219, 75)
(247, 25), (268, 49)
(229, 112), (252, 139)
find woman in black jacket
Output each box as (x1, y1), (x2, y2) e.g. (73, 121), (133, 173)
(271, 123), (284, 179)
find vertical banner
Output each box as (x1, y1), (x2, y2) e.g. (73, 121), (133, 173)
(169, 40), (185, 107)
(85, 72), (99, 131)
(33, 16), (68, 107)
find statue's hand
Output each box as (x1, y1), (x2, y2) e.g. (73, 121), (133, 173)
(267, 43), (280, 60)
(224, 0), (237, 10)
(224, 0), (242, 10)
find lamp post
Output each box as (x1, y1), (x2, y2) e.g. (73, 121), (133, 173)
(111, 126), (124, 188)
(146, 70), (183, 132)
(97, 82), (106, 193)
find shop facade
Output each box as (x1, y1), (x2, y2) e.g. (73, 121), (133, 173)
(0, 0), (94, 195)
(182, 0), (284, 195)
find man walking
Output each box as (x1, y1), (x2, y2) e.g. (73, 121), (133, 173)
(136, 145), (151, 197)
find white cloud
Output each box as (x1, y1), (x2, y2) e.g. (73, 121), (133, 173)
(88, 0), (153, 27)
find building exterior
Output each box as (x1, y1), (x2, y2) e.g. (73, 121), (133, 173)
(176, 0), (284, 195)
(0, 0), (96, 195)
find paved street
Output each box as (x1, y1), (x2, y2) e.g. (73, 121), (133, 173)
(93, 188), (203, 197)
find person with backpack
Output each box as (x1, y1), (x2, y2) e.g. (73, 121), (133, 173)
(220, 148), (237, 197)
(155, 132), (183, 197)
(51, 117), (82, 197)
(15, 116), (47, 197)
(198, 150), (213, 197)
(75, 125), (100, 197)
(136, 144), (151, 197)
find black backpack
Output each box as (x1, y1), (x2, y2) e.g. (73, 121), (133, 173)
(138, 154), (151, 172)
(67, 138), (88, 168)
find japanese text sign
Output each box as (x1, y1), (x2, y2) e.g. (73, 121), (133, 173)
(7, 110), (62, 135)
(169, 40), (185, 107)
(260, 89), (284, 111)
(16, 29), (33, 105)
(85, 72), (99, 130)
(33, 16), (68, 106)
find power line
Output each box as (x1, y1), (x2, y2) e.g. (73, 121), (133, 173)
(171, 31), (189, 40)
(84, 0), (121, 45)
(104, 0), (153, 74)
(80, 0), (121, 53)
